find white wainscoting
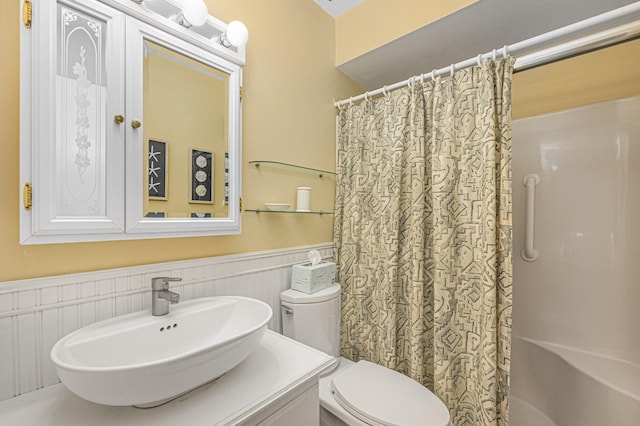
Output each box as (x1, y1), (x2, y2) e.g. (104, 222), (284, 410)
(0, 243), (333, 402)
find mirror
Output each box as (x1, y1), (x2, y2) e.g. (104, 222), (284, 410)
(143, 40), (230, 219)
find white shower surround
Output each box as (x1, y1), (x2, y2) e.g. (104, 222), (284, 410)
(510, 96), (640, 424)
(513, 337), (640, 425)
(0, 242), (334, 402)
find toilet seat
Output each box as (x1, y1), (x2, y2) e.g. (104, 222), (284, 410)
(330, 360), (450, 426)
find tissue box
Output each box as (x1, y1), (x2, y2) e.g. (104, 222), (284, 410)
(291, 261), (336, 294)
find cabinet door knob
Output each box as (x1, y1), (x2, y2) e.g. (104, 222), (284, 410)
(114, 114), (124, 124)
(131, 120), (141, 129)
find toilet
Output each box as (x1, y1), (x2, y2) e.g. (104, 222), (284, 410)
(281, 285), (451, 426)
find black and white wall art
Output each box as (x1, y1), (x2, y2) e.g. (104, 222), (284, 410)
(148, 139), (168, 200)
(190, 148), (213, 204)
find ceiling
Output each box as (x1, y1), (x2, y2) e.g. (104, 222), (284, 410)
(336, 0), (640, 90)
(314, 0), (364, 18)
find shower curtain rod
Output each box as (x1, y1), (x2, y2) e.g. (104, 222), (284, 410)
(334, 2), (640, 108)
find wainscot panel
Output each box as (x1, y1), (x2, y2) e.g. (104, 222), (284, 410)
(0, 243), (333, 401)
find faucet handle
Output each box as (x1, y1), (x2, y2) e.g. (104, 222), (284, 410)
(151, 276), (182, 290)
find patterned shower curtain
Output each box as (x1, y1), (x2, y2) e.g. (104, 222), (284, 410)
(334, 58), (514, 426)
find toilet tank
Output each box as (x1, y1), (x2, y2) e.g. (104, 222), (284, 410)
(280, 285), (341, 359)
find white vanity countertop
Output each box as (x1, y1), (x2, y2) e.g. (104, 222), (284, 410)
(0, 330), (333, 426)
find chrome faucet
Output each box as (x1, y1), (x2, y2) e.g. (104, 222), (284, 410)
(151, 277), (182, 316)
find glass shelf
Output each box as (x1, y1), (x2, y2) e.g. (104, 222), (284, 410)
(248, 160), (336, 177)
(245, 209), (334, 215)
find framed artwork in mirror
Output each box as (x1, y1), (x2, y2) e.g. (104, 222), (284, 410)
(148, 139), (168, 200)
(224, 152), (229, 205)
(190, 148), (213, 204)
(145, 211), (165, 218)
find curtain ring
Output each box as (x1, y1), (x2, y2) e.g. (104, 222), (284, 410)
(420, 73), (425, 84)
(364, 92), (370, 102)
(382, 86), (388, 96)
(431, 69), (437, 81)
(449, 63), (455, 77)
(492, 49), (497, 61)
(502, 44), (509, 58)
(477, 53), (483, 66)
(349, 97), (353, 107)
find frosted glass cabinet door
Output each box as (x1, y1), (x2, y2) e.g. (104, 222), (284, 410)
(23, 0), (125, 243)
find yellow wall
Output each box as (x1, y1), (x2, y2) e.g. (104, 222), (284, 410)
(3, 0), (638, 283)
(513, 39), (640, 119)
(0, 0), (363, 281)
(335, 0), (476, 65)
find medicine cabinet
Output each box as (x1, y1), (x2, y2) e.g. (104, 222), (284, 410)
(19, 0), (244, 244)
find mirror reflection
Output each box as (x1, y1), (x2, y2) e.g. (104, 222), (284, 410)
(143, 40), (230, 219)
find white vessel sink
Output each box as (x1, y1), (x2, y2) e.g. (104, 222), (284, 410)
(50, 296), (272, 407)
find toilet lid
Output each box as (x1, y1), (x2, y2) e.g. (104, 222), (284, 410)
(330, 361), (450, 426)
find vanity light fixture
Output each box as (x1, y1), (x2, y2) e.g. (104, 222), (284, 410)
(219, 20), (249, 48)
(125, 0), (247, 54)
(177, 0), (208, 28)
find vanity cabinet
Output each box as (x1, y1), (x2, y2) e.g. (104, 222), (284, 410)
(20, 0), (243, 244)
(0, 330), (333, 426)
(240, 382), (320, 425)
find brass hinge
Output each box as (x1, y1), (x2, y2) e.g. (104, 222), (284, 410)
(239, 197), (243, 212)
(239, 86), (243, 101)
(23, 183), (33, 211)
(23, 0), (32, 29)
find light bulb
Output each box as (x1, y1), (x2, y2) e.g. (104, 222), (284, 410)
(181, 0), (208, 27)
(225, 21), (249, 48)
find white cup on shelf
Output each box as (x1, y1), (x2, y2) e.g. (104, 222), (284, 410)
(296, 187), (311, 212)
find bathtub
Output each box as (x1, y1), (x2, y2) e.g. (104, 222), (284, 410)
(510, 337), (640, 426)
